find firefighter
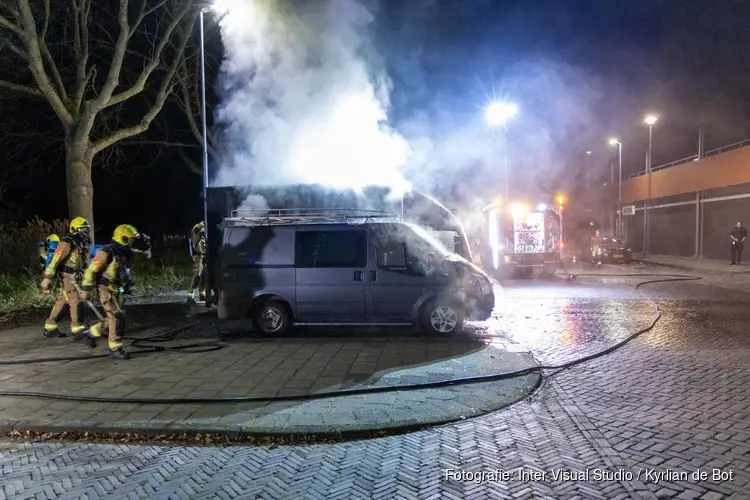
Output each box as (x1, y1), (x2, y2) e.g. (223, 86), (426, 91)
(38, 233), (72, 324)
(591, 229), (603, 265)
(40, 218), (90, 338)
(80, 224), (151, 360)
(187, 221), (206, 304)
(38, 234), (60, 270)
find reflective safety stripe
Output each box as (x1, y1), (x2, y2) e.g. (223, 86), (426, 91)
(90, 322), (104, 338)
(109, 341), (123, 351)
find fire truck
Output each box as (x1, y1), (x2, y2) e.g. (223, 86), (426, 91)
(482, 195), (565, 277)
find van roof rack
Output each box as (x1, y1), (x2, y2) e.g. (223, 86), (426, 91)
(225, 208), (400, 226)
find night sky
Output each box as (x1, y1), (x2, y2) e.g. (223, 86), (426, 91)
(2, 0), (749, 237)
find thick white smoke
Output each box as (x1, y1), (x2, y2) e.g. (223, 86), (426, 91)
(236, 193), (270, 215)
(211, 0), (411, 197)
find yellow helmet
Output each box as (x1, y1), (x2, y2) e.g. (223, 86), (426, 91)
(192, 221), (205, 234)
(112, 224), (139, 246)
(69, 216), (90, 234)
(45, 234), (60, 245)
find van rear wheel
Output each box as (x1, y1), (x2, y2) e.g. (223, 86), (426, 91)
(252, 300), (291, 336)
(422, 300), (464, 335)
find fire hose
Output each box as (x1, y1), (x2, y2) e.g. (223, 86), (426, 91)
(0, 270), (702, 404)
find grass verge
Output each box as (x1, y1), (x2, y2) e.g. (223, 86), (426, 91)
(0, 264), (192, 325)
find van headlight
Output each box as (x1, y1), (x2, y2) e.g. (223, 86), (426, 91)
(472, 274), (491, 294)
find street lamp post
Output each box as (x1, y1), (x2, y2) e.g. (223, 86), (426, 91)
(585, 151), (592, 195)
(485, 101), (518, 199)
(644, 115), (658, 254)
(609, 139), (622, 239)
(199, 9), (211, 307)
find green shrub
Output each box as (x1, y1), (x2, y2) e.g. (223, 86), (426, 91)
(0, 264), (192, 317)
(0, 217), (195, 317)
(0, 217), (69, 275)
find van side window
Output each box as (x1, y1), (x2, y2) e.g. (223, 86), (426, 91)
(295, 230), (366, 268)
(375, 241), (407, 267)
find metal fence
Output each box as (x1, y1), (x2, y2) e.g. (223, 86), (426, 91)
(627, 137), (750, 179)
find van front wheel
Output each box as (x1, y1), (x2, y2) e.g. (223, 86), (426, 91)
(252, 300), (291, 336)
(422, 300), (464, 334)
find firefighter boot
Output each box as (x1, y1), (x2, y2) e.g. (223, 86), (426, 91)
(43, 320), (67, 338)
(80, 322), (102, 349)
(72, 304), (86, 341)
(109, 348), (131, 360)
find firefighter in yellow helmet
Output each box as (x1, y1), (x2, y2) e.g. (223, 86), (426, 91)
(80, 224), (151, 360)
(38, 233), (72, 323)
(40, 218), (91, 338)
(187, 221), (206, 304)
(38, 234), (60, 270)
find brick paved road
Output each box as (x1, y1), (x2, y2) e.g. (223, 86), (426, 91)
(2, 270), (749, 499)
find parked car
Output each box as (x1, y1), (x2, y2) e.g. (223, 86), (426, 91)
(217, 209), (495, 336)
(600, 238), (633, 264)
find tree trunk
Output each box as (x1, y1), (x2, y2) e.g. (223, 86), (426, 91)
(65, 139), (95, 242)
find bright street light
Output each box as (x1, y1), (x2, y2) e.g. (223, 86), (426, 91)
(485, 101), (518, 126)
(644, 115), (658, 126)
(609, 137), (620, 146)
(485, 101), (518, 200)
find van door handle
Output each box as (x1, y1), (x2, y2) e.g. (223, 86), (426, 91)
(369, 270), (376, 281)
(354, 271), (363, 281)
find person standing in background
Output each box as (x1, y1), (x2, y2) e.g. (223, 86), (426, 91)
(730, 221), (747, 265)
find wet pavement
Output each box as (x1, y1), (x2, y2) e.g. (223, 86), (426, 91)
(2, 263), (750, 499)
(0, 295), (539, 436)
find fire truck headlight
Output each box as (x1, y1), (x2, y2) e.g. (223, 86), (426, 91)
(537, 203), (547, 211)
(510, 203), (527, 218)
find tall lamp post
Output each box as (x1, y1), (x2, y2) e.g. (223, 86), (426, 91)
(644, 115), (658, 254)
(585, 150), (592, 196)
(608, 138), (622, 239)
(485, 101), (518, 200)
(199, 8), (211, 307)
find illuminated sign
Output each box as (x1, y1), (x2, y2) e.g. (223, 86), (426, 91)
(514, 212), (545, 253)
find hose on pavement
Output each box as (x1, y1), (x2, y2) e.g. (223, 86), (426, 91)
(0, 268), (702, 404)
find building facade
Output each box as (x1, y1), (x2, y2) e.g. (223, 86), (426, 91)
(619, 139), (750, 260)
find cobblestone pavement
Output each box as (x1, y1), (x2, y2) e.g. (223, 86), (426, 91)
(2, 270), (750, 499)
(0, 305), (537, 435)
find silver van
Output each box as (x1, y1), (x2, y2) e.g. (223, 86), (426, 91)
(217, 209), (495, 335)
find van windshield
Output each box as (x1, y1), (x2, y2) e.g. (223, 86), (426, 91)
(408, 224), (453, 257)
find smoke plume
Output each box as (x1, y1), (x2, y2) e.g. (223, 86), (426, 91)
(211, 0), (411, 197)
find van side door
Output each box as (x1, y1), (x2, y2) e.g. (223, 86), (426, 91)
(366, 224), (427, 321)
(294, 227), (368, 321)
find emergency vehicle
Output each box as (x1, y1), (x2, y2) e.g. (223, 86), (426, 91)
(483, 195), (565, 277)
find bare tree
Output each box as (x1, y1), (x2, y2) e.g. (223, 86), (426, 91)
(150, 19), (222, 177)
(0, 0), (201, 232)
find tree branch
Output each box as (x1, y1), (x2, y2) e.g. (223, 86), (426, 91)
(120, 140), (201, 148)
(130, 0), (169, 37)
(39, 0), (69, 106)
(15, 0), (74, 127)
(103, 2), (192, 110)
(0, 78), (42, 96)
(191, 43), (218, 147)
(84, 0), (130, 114)
(71, 0), (93, 112)
(177, 54), (217, 156)
(0, 12), (24, 38)
(90, 11), (198, 155)
(177, 146), (203, 175)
